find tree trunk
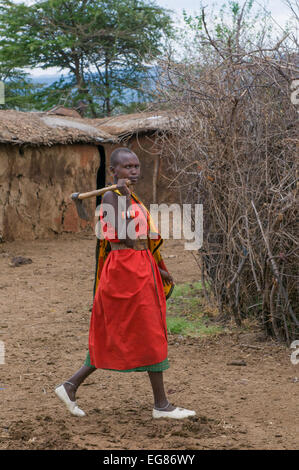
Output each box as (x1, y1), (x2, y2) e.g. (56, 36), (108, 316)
(74, 57), (97, 118)
(105, 56), (111, 116)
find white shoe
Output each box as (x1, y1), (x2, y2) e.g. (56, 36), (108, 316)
(152, 406), (196, 419)
(55, 384), (86, 417)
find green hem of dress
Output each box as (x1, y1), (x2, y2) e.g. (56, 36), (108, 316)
(84, 351), (169, 372)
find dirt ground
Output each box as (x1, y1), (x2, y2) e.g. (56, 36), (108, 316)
(0, 232), (298, 450)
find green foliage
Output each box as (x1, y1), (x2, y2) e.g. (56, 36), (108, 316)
(29, 76), (76, 111)
(167, 316), (224, 337)
(214, 0), (257, 42)
(0, 0), (174, 115)
(182, 10), (203, 32)
(0, 77), (40, 110)
(181, 0), (272, 61)
(0, 62), (43, 110)
(166, 282), (224, 338)
(168, 281), (205, 317)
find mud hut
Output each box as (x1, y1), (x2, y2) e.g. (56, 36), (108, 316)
(0, 109), (115, 241)
(0, 109), (179, 242)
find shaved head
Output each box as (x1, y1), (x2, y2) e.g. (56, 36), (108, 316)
(110, 148), (136, 168)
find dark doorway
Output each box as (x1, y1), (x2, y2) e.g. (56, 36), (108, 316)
(96, 145), (106, 208)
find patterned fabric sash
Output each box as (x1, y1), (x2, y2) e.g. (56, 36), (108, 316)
(93, 189), (174, 300)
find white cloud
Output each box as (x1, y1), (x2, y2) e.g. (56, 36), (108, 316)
(155, 0), (295, 29)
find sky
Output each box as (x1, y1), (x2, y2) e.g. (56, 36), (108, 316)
(18, 0), (296, 77)
(15, 0), (297, 28)
(156, 0), (293, 26)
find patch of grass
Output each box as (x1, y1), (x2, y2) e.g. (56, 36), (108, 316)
(167, 281), (217, 319)
(168, 281), (203, 317)
(171, 281), (203, 299)
(166, 282), (224, 337)
(167, 315), (224, 337)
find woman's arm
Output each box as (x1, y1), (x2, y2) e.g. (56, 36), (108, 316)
(158, 268), (174, 285)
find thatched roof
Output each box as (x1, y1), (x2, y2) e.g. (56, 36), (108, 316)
(0, 110), (115, 146)
(0, 109), (177, 146)
(46, 105), (82, 118)
(92, 111), (175, 139)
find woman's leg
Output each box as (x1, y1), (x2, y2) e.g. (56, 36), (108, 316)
(147, 371), (175, 411)
(63, 365), (96, 401)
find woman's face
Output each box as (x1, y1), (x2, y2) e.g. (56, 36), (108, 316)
(111, 152), (141, 184)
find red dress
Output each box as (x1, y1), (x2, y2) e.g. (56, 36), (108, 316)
(88, 198), (168, 370)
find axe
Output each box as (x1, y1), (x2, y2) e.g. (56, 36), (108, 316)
(71, 180), (133, 221)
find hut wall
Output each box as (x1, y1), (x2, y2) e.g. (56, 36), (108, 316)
(0, 134), (179, 242)
(0, 143), (100, 241)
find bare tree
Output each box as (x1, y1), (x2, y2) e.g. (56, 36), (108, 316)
(151, 2), (299, 343)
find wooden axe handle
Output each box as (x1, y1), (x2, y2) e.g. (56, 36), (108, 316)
(77, 180), (132, 200)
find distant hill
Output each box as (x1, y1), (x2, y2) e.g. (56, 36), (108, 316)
(29, 74), (67, 85)
(27, 68), (156, 108)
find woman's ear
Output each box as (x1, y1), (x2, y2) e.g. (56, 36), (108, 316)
(109, 166), (115, 178)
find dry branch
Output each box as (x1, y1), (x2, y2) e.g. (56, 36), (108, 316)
(152, 7), (299, 342)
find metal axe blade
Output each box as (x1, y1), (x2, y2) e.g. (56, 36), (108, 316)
(71, 192), (92, 221)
